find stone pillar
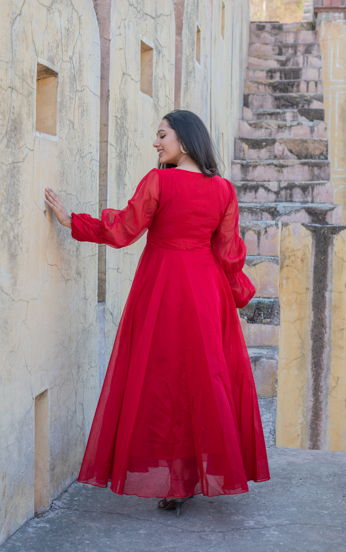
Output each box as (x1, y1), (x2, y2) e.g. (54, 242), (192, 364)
(276, 223), (346, 451)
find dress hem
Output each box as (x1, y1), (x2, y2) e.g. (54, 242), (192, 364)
(76, 476), (271, 498)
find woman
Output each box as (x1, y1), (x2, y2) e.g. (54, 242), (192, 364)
(45, 109), (270, 518)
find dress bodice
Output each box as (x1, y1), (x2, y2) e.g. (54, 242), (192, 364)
(70, 166), (255, 308)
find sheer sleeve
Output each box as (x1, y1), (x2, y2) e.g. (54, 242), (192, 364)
(211, 179), (256, 308)
(71, 168), (160, 248)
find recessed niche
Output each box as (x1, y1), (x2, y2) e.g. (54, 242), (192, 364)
(140, 41), (153, 97)
(196, 25), (201, 64)
(36, 62), (58, 135)
(34, 389), (50, 514)
(221, 2), (225, 39)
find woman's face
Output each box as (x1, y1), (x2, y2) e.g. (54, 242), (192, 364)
(153, 119), (185, 165)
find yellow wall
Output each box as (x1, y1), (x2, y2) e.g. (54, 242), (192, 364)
(317, 13), (346, 224)
(327, 229), (346, 451)
(277, 224), (346, 451)
(276, 224), (312, 449)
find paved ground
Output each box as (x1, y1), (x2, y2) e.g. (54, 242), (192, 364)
(2, 447), (346, 552)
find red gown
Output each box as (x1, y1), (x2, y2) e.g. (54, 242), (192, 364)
(71, 167), (270, 498)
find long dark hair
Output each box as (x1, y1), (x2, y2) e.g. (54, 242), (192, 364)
(157, 109), (224, 177)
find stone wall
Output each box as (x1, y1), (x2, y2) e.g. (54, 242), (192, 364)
(0, 0), (100, 544)
(0, 0), (251, 545)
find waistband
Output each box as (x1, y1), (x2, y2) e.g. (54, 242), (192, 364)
(146, 237), (212, 252)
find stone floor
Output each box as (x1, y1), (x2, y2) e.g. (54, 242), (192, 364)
(1, 447), (346, 552)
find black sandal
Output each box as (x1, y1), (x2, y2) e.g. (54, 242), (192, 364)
(158, 497), (192, 517)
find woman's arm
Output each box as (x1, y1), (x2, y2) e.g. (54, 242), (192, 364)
(211, 180), (255, 308)
(44, 168), (160, 248)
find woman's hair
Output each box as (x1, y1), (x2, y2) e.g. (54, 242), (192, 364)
(156, 109), (225, 177)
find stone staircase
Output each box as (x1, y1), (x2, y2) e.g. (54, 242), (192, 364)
(232, 21), (342, 431)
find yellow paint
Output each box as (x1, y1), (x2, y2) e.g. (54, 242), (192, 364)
(327, 229), (346, 451)
(318, 16), (346, 224)
(276, 224), (312, 449)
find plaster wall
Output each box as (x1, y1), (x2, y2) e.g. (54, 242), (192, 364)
(180, 0), (211, 127)
(211, 0), (250, 178)
(103, 0), (175, 357)
(317, 12), (346, 224)
(0, 0), (100, 543)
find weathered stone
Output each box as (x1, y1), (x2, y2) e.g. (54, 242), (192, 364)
(232, 159), (331, 181)
(246, 66), (322, 81)
(244, 92), (323, 110)
(0, 0), (101, 544)
(242, 106), (325, 122)
(240, 221), (280, 256)
(277, 224), (346, 451)
(234, 180), (333, 203)
(248, 346), (279, 398)
(239, 202), (342, 224)
(244, 256), (279, 297)
(248, 53), (322, 68)
(239, 297), (280, 325)
(249, 42), (321, 56)
(251, 22), (315, 32)
(244, 79), (323, 94)
(235, 138), (328, 160)
(239, 119), (327, 139)
(240, 318), (280, 347)
(317, 14), (346, 224)
(250, 30), (317, 45)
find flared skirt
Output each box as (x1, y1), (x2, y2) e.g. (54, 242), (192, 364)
(77, 242), (270, 497)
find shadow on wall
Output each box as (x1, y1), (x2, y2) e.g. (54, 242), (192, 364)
(251, 0), (305, 22)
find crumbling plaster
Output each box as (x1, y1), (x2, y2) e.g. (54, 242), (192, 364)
(0, 0), (100, 543)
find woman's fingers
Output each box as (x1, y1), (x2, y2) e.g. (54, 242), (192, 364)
(44, 188), (72, 229)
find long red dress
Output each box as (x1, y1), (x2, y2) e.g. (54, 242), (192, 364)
(71, 167), (270, 498)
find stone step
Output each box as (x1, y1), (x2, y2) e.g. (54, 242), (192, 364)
(234, 180), (333, 204)
(250, 30), (317, 45)
(244, 92), (323, 110)
(241, 318), (280, 348)
(248, 54), (322, 69)
(244, 255), (279, 298)
(240, 221), (280, 256)
(246, 66), (322, 81)
(234, 138), (328, 161)
(249, 42), (320, 57)
(240, 298), (280, 348)
(242, 107), (325, 123)
(250, 22), (314, 32)
(239, 119), (327, 139)
(238, 202), (342, 224)
(240, 297), (280, 325)
(244, 79), (323, 94)
(232, 159), (330, 181)
(247, 346), (279, 398)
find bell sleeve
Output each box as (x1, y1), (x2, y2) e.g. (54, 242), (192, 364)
(211, 179), (256, 309)
(71, 168), (160, 248)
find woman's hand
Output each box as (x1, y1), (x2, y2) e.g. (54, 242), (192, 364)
(45, 187), (72, 229)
